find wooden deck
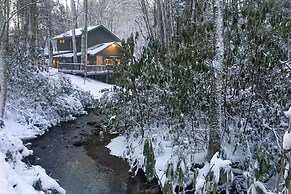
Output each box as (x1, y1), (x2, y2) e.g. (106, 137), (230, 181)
(58, 63), (114, 76)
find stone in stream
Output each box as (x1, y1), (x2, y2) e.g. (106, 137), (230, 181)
(73, 141), (83, 147)
(87, 121), (97, 126)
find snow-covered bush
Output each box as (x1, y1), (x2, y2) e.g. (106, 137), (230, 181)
(104, 33), (290, 194)
(7, 63), (94, 134)
(103, 1), (291, 193)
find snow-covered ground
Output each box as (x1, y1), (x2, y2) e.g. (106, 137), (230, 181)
(49, 68), (113, 99)
(0, 69), (113, 194)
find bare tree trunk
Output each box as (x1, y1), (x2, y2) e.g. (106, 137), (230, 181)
(19, 0), (29, 54)
(139, 0), (152, 37)
(0, 44), (8, 119)
(0, 47), (8, 119)
(288, 33), (290, 61)
(156, 0), (165, 45)
(45, 0), (53, 69)
(27, 0), (37, 61)
(71, 0), (78, 63)
(0, 0), (10, 119)
(207, 0), (224, 160)
(81, 0), (88, 71)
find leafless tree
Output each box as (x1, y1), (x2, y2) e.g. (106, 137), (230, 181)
(0, 0), (10, 119)
(70, 0), (78, 63)
(81, 0), (88, 68)
(207, 0), (224, 159)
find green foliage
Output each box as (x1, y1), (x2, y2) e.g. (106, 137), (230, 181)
(254, 149), (271, 182)
(163, 162), (175, 194)
(285, 159), (291, 192)
(163, 180), (174, 194)
(175, 157), (185, 187)
(204, 171), (217, 193)
(103, 0), (291, 193)
(162, 157), (185, 193)
(143, 139), (156, 181)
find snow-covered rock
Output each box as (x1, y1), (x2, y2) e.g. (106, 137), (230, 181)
(0, 130), (66, 194)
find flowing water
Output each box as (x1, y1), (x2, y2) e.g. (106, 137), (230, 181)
(26, 110), (129, 194)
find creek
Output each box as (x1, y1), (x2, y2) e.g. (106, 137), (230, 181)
(25, 110), (161, 194)
(25, 110), (128, 194)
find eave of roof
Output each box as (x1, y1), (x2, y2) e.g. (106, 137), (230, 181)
(53, 42), (123, 58)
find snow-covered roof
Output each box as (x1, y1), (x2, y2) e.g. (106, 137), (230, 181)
(53, 42), (122, 58)
(88, 42), (122, 56)
(52, 26), (99, 39)
(52, 24), (121, 42)
(53, 52), (76, 58)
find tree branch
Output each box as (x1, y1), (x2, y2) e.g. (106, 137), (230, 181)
(0, 0), (42, 39)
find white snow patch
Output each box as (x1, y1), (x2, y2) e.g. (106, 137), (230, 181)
(195, 178), (206, 193)
(283, 130), (291, 150)
(283, 106), (291, 118)
(210, 152), (232, 183)
(106, 136), (127, 157)
(0, 130), (66, 194)
(3, 113), (39, 139)
(50, 68), (113, 99)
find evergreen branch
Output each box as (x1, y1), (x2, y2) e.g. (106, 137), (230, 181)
(280, 60), (291, 71)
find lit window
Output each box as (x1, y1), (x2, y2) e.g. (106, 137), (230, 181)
(59, 39), (65, 44)
(105, 59), (113, 64)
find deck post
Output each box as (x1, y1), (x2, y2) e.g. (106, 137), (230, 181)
(84, 63), (87, 84)
(106, 67), (108, 83)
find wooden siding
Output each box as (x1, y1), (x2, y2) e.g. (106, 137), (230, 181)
(87, 27), (120, 48)
(57, 38), (72, 51)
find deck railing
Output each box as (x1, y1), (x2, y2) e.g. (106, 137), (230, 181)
(57, 63), (114, 75)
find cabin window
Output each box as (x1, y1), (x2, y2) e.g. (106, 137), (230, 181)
(105, 58), (114, 64)
(115, 59), (120, 65)
(59, 39), (65, 44)
(52, 59), (59, 67)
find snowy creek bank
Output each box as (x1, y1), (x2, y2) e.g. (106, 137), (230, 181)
(24, 110), (161, 194)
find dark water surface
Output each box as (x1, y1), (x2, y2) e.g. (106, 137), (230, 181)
(26, 111), (128, 194)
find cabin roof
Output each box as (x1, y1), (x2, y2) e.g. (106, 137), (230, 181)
(52, 24), (120, 41)
(53, 42), (122, 58)
(88, 42), (122, 56)
(52, 26), (98, 39)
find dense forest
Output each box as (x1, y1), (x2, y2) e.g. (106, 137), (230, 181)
(0, 0), (290, 193)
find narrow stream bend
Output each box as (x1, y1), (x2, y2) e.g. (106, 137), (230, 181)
(25, 110), (129, 194)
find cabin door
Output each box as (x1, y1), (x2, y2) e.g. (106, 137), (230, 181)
(96, 55), (103, 65)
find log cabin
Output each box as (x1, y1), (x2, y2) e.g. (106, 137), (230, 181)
(51, 24), (124, 68)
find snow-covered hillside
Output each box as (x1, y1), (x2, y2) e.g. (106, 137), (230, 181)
(0, 68), (113, 194)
